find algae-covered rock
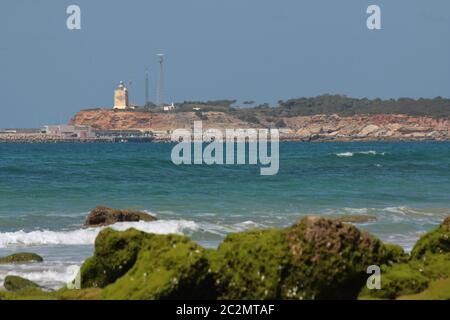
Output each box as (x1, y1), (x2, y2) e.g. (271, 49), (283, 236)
(3, 276), (40, 292)
(80, 228), (216, 300)
(0, 253), (43, 264)
(359, 216), (450, 300)
(0, 287), (102, 301)
(210, 229), (291, 300)
(409, 253), (450, 280)
(55, 288), (102, 300)
(359, 254), (450, 300)
(212, 217), (400, 300)
(411, 216), (450, 259)
(398, 278), (450, 300)
(358, 263), (428, 299)
(80, 228), (145, 288)
(84, 206), (157, 228)
(383, 243), (410, 264)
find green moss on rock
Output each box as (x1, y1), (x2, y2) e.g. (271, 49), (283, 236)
(398, 278), (450, 300)
(360, 217), (450, 300)
(3, 276), (40, 292)
(358, 263), (428, 299)
(409, 253), (450, 280)
(80, 228), (216, 300)
(0, 253), (43, 264)
(55, 288), (103, 300)
(80, 228), (145, 288)
(210, 229), (291, 300)
(411, 217), (450, 259)
(212, 217), (401, 300)
(0, 287), (102, 301)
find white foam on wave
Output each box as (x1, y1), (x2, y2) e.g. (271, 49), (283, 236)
(0, 264), (81, 290)
(336, 152), (354, 157)
(0, 220), (199, 248)
(2, 265), (80, 286)
(336, 150), (386, 157)
(197, 220), (267, 236)
(325, 206), (449, 220)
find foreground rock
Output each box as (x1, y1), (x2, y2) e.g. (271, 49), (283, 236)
(80, 217), (404, 300)
(210, 217), (403, 300)
(0, 287), (102, 300)
(84, 206), (157, 227)
(359, 216), (450, 300)
(3, 276), (40, 292)
(80, 229), (215, 299)
(4, 216), (450, 300)
(0, 253), (43, 264)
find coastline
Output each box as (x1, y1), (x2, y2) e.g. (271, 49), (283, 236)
(1, 133), (450, 144)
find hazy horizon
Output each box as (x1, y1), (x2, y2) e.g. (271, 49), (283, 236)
(1, 0), (450, 127)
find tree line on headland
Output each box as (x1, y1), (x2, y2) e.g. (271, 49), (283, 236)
(131, 95), (450, 125)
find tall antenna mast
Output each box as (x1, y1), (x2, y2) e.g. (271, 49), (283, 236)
(157, 54), (165, 107)
(145, 68), (149, 106)
(128, 80), (133, 107)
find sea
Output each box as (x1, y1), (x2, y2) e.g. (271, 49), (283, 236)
(0, 141), (449, 289)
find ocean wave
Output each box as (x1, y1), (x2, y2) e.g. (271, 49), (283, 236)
(0, 220), (199, 248)
(323, 206), (450, 224)
(380, 231), (427, 252)
(335, 150), (386, 157)
(197, 220), (267, 236)
(0, 265), (80, 289)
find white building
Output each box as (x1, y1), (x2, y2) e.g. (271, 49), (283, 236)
(163, 103), (175, 112)
(41, 125), (95, 138)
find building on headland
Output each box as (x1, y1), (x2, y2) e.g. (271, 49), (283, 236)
(41, 125), (94, 138)
(113, 81), (129, 110)
(163, 103), (175, 112)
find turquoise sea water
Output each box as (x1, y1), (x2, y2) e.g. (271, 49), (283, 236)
(0, 141), (449, 288)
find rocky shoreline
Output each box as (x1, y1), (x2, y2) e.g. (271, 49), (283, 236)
(2, 112), (450, 143)
(1, 214), (449, 300)
(69, 111), (450, 142)
(0, 133), (114, 144)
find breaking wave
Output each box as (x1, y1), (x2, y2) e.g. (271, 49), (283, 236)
(0, 220), (199, 248)
(335, 150), (386, 157)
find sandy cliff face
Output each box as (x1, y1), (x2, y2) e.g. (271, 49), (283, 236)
(70, 109), (450, 140)
(69, 110), (249, 131)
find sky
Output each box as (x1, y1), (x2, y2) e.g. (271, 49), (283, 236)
(0, 0), (449, 127)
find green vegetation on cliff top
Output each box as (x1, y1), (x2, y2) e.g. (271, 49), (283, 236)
(126, 95), (450, 119)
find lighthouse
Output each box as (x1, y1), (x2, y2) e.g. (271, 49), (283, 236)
(113, 81), (129, 110)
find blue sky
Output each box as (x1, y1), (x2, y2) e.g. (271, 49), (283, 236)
(0, 0), (449, 127)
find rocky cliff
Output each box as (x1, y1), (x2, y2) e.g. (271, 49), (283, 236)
(70, 109), (450, 141)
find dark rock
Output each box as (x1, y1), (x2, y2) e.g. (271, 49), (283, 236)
(4, 276), (40, 292)
(0, 253), (43, 264)
(84, 206), (157, 228)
